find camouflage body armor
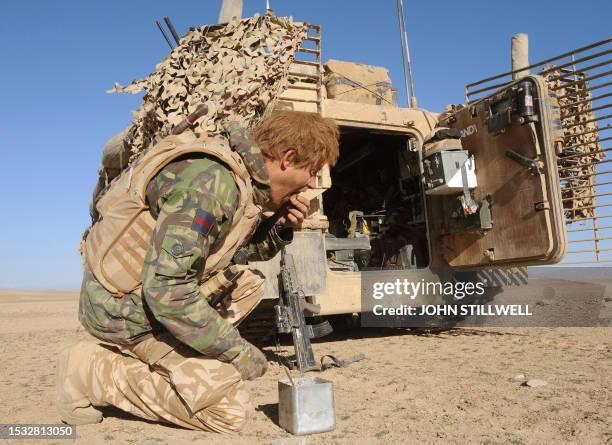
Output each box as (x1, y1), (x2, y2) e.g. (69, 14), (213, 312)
(83, 130), (260, 296)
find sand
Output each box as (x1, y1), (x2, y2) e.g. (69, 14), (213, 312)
(0, 291), (610, 445)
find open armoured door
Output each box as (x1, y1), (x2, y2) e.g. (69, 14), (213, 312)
(430, 75), (567, 268)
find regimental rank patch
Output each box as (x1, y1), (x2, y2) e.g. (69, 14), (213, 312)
(192, 209), (217, 236)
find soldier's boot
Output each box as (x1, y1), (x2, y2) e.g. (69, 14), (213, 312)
(56, 341), (104, 425)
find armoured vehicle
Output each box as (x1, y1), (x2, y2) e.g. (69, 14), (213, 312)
(240, 23), (611, 351)
(239, 22), (610, 333)
(101, 2), (611, 367)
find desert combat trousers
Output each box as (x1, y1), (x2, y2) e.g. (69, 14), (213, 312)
(74, 335), (248, 432)
(68, 269), (265, 433)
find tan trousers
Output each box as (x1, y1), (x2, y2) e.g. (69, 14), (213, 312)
(74, 269), (265, 433)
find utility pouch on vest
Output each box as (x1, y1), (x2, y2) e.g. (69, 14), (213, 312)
(215, 268), (266, 326)
(202, 264), (248, 308)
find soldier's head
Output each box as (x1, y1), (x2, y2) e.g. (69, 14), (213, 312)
(253, 110), (339, 210)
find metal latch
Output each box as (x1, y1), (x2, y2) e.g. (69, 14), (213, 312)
(505, 150), (544, 175)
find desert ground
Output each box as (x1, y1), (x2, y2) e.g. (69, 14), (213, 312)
(0, 291), (610, 445)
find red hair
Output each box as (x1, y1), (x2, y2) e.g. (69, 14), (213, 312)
(253, 111), (339, 169)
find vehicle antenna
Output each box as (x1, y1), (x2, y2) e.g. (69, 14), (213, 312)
(155, 20), (174, 50)
(163, 16), (181, 46)
(396, 0), (418, 108)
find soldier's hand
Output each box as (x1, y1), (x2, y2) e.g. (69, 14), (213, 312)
(277, 194), (310, 229)
(231, 340), (268, 381)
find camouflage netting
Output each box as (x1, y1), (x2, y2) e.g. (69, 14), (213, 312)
(543, 66), (604, 221)
(108, 14), (308, 166)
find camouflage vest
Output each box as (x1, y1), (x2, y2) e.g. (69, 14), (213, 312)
(83, 131), (261, 295)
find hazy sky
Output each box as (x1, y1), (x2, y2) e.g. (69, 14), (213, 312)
(1, 0), (610, 289)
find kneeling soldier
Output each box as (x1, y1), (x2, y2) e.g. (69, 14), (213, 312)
(57, 111), (339, 433)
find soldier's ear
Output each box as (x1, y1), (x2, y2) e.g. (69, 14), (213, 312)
(280, 150), (297, 170)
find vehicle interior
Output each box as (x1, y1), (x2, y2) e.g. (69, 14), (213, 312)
(322, 128), (430, 271)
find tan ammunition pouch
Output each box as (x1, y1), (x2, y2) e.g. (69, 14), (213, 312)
(202, 266), (265, 325)
(83, 131), (261, 295)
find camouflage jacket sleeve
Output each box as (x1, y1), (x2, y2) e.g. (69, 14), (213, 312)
(247, 224), (293, 261)
(141, 157), (244, 361)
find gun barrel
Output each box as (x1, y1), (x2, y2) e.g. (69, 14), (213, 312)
(163, 17), (181, 45)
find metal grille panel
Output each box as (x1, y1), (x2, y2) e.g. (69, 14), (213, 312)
(465, 38), (612, 264)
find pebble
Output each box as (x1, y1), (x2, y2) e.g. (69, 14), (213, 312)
(511, 374), (527, 382)
(523, 379), (548, 388)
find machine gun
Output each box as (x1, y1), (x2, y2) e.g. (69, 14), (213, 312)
(275, 248), (333, 372)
